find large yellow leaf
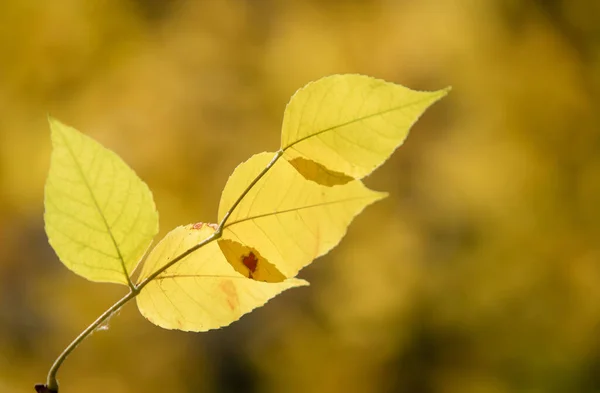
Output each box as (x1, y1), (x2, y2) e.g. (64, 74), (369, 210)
(281, 74), (450, 182)
(44, 118), (159, 285)
(217, 152), (386, 281)
(136, 224), (307, 332)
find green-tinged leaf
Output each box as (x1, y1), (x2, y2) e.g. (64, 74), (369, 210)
(44, 118), (159, 285)
(281, 74), (450, 182)
(217, 152), (387, 282)
(136, 224), (307, 332)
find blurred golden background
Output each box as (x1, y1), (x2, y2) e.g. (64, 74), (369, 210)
(1, 1), (600, 392)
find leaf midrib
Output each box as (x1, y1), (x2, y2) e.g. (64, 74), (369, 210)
(56, 129), (133, 287)
(282, 93), (442, 150)
(224, 194), (384, 228)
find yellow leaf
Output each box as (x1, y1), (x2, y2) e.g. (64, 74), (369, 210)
(136, 224), (307, 332)
(44, 118), (159, 285)
(217, 152), (386, 281)
(281, 74), (450, 181)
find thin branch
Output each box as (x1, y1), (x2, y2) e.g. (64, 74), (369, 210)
(136, 233), (218, 290)
(42, 150), (285, 392)
(217, 150), (283, 230)
(45, 292), (134, 391)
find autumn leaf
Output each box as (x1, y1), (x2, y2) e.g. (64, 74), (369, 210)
(217, 152), (386, 281)
(136, 224), (307, 331)
(281, 74), (450, 183)
(37, 73), (450, 393)
(44, 118), (159, 285)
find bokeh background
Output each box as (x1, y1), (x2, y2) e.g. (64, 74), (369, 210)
(1, 1), (600, 392)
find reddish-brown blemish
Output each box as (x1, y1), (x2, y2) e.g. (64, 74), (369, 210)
(242, 252), (258, 278)
(191, 222), (218, 230)
(219, 280), (239, 311)
(174, 317), (183, 328)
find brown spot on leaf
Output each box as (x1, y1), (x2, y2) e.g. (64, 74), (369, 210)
(219, 280), (239, 311)
(174, 317), (183, 328)
(191, 222), (218, 230)
(242, 252), (258, 277)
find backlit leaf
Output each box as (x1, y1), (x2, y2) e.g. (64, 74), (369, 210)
(44, 118), (159, 285)
(136, 224), (307, 332)
(217, 152), (386, 281)
(281, 74), (450, 182)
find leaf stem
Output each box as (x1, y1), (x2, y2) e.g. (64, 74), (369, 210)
(139, 150), (284, 289)
(45, 292), (134, 391)
(42, 150), (284, 392)
(136, 233), (219, 290)
(218, 149), (283, 230)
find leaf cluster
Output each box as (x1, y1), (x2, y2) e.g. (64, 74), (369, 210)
(40, 74), (448, 391)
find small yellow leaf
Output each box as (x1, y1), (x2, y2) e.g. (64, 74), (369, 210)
(217, 152), (387, 280)
(281, 74), (450, 181)
(44, 118), (159, 285)
(136, 224), (307, 332)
